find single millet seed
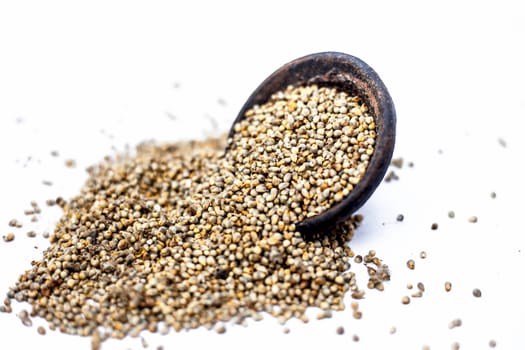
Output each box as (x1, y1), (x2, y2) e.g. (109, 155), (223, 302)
(316, 310), (332, 320)
(3, 233), (15, 242)
(407, 259), (415, 270)
(448, 318), (462, 329)
(401, 296), (410, 305)
(64, 159), (77, 168)
(336, 326), (345, 335)
(431, 223), (438, 230)
(472, 288), (482, 298)
(445, 281), (452, 292)
(411, 291), (423, 298)
(351, 290), (366, 299)
(391, 158), (403, 168)
(141, 337), (148, 348)
(215, 325), (226, 334)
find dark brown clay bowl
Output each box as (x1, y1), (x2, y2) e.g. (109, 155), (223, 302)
(229, 51), (396, 235)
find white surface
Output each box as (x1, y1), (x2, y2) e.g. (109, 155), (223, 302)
(1, 1), (524, 349)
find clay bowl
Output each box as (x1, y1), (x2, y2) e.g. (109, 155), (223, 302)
(228, 51), (396, 235)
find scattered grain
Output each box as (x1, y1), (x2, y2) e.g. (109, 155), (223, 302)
(411, 291), (423, 298)
(391, 158), (404, 168)
(384, 170), (399, 182)
(472, 288), (482, 298)
(91, 330), (101, 350)
(351, 290), (366, 299)
(316, 310), (332, 320)
(448, 318), (462, 329)
(8, 219), (22, 228)
(141, 336), (148, 348)
(215, 325), (226, 334)
(17, 309), (32, 327)
(64, 159), (77, 168)
(3, 233), (15, 242)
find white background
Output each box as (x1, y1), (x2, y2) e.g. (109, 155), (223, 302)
(1, 1), (524, 349)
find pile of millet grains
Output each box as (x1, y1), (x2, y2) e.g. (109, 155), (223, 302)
(2, 85), (392, 346)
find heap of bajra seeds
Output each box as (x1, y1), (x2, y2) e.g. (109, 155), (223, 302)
(4, 84), (386, 341)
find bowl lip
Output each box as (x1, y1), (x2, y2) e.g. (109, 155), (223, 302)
(229, 51), (396, 235)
